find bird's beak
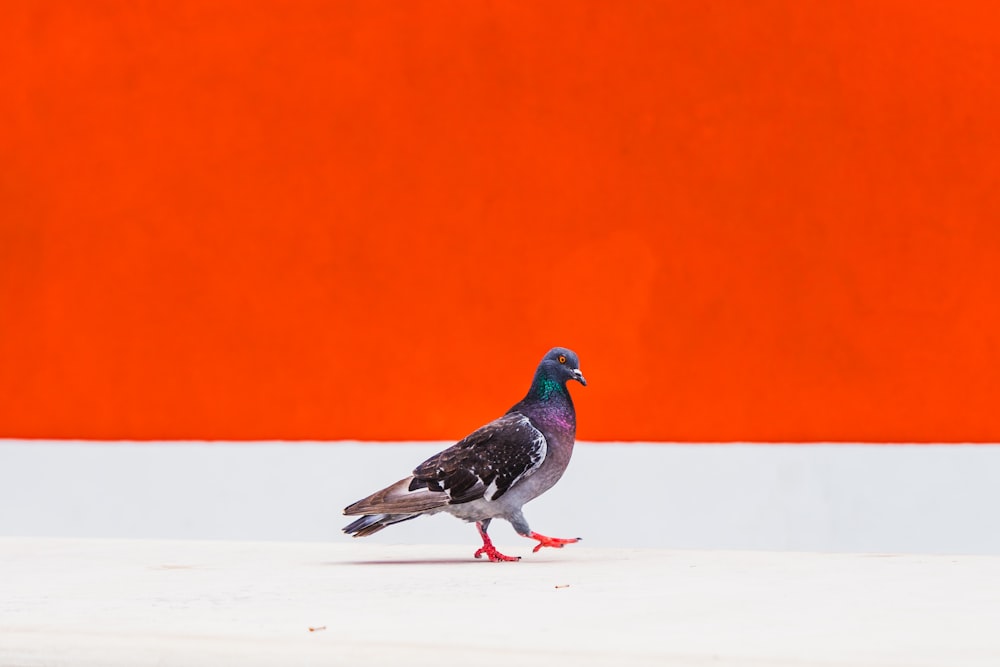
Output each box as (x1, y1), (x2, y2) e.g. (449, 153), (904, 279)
(573, 368), (587, 386)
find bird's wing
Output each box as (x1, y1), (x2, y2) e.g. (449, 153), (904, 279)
(408, 412), (547, 504)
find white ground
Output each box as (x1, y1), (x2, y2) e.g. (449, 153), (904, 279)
(2, 538), (999, 666)
(2, 441), (999, 666)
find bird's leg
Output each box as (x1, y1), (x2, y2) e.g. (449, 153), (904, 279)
(508, 512), (581, 554)
(473, 520), (520, 562)
(524, 531), (581, 553)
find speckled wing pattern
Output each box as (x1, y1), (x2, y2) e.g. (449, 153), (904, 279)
(408, 413), (547, 504)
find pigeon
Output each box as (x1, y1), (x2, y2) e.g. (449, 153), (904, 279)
(343, 347), (586, 561)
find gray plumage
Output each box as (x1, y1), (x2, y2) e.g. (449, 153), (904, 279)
(343, 347), (586, 560)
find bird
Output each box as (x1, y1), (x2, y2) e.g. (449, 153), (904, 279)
(343, 347), (586, 562)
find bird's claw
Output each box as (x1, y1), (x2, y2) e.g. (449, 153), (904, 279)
(529, 533), (582, 553)
(474, 521), (521, 562)
(474, 545), (521, 562)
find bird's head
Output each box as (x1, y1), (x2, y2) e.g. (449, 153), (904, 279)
(539, 347), (587, 387)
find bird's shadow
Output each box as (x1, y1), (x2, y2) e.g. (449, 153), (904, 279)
(333, 559), (485, 566)
(325, 557), (559, 566)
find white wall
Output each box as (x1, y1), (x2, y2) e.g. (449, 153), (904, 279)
(2, 441), (998, 554)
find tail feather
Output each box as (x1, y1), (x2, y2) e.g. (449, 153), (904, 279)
(342, 476), (450, 537)
(343, 513), (419, 537)
(343, 477), (449, 515)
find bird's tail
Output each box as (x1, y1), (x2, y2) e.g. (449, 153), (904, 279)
(342, 476), (449, 537)
(342, 513), (419, 537)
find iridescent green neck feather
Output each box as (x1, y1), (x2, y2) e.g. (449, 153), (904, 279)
(535, 376), (565, 401)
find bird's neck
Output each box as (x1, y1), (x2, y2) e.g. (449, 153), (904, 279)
(533, 376), (567, 402)
(506, 373), (576, 428)
(519, 374), (575, 426)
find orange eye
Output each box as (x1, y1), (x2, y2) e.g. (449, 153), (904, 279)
(558, 355), (567, 364)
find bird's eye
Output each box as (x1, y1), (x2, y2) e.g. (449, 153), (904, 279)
(558, 355), (567, 364)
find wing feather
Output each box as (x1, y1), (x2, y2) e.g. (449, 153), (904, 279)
(409, 412), (547, 504)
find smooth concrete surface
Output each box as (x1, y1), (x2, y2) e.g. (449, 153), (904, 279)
(2, 537), (999, 667)
(3, 441), (1000, 554)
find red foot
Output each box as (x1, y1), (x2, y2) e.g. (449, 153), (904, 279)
(474, 543), (521, 562)
(474, 521), (521, 562)
(527, 531), (581, 553)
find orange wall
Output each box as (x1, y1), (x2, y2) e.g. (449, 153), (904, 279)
(2, 1), (1000, 442)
